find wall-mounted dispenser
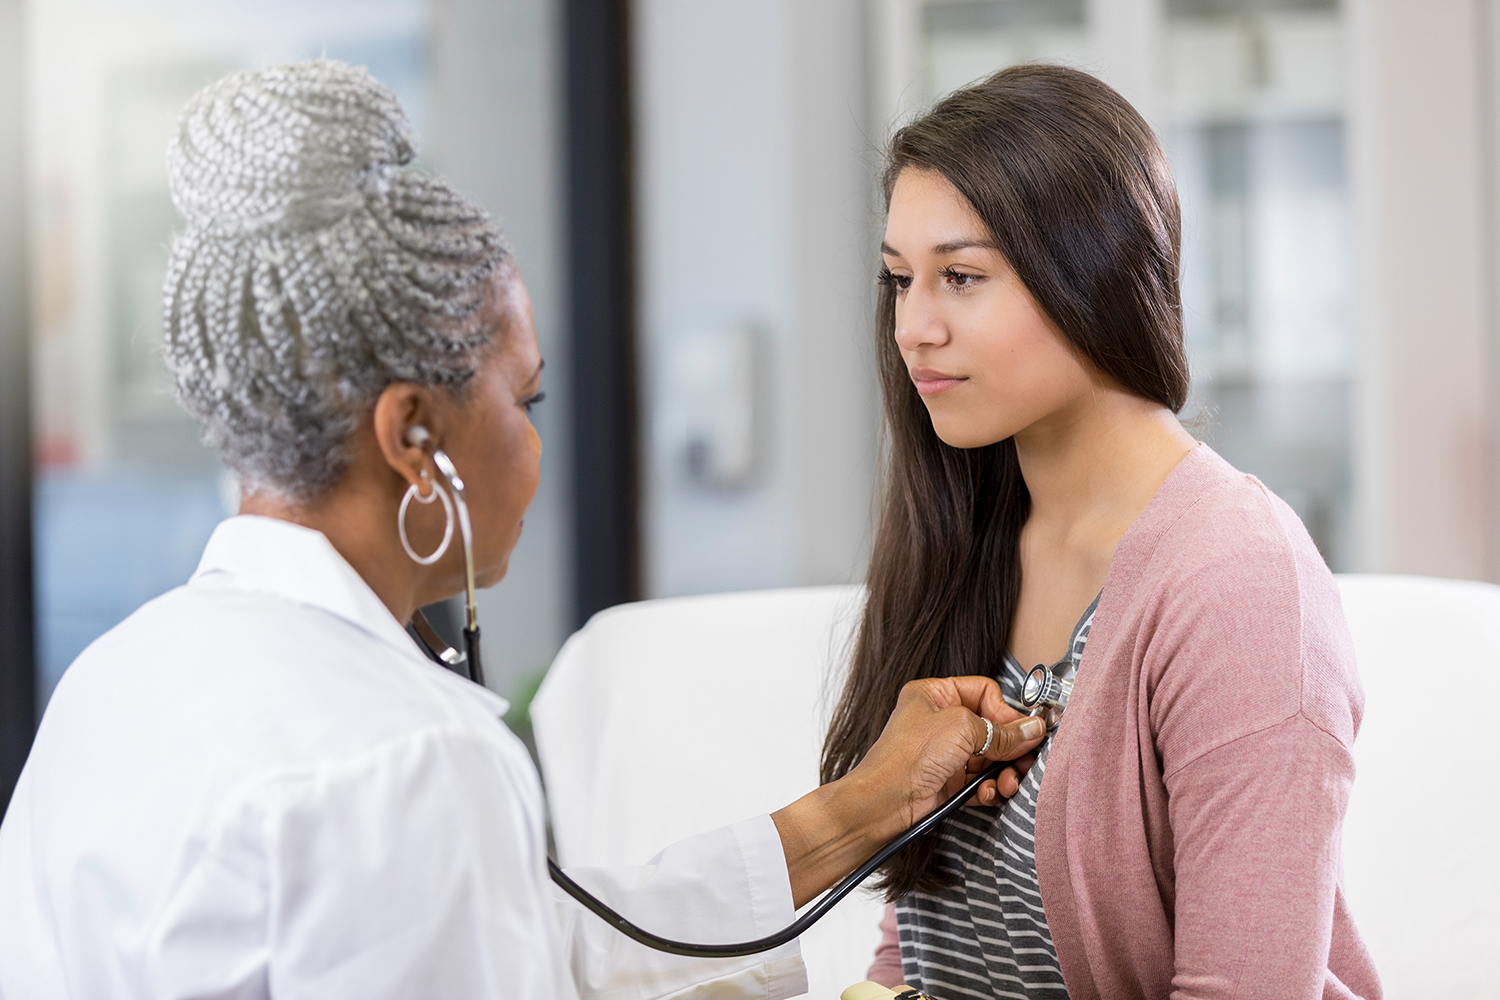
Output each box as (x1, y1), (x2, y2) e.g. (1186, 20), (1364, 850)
(662, 325), (759, 489)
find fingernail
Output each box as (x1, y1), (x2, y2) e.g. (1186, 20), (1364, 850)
(1021, 718), (1045, 740)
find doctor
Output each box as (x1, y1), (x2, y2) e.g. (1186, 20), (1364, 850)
(0, 61), (1046, 1000)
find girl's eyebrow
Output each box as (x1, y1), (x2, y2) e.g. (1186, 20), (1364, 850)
(931, 238), (1000, 254)
(880, 238), (999, 257)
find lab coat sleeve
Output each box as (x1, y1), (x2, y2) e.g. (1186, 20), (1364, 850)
(553, 814), (809, 1000)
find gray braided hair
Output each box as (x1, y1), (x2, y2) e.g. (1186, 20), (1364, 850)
(163, 59), (511, 502)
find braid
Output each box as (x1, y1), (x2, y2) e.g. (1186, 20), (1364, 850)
(162, 59), (509, 501)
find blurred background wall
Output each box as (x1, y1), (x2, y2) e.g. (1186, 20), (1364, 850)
(4, 0), (1499, 808)
(429, 0), (572, 717)
(635, 0), (878, 598)
(1350, 0), (1500, 582)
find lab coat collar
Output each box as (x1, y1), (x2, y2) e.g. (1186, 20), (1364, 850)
(191, 515), (510, 716)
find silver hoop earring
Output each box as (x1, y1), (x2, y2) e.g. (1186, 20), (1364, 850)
(398, 477), (455, 565)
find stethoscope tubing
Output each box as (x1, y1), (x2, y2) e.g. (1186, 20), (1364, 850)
(414, 444), (1013, 959)
(546, 760), (1006, 958)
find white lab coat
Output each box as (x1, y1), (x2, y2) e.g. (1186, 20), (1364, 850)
(0, 516), (807, 1000)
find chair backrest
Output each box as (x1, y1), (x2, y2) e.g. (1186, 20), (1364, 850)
(1335, 574), (1500, 999)
(531, 585), (878, 999)
(534, 575), (1500, 1000)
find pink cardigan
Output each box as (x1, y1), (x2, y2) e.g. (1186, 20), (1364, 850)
(867, 445), (1380, 999)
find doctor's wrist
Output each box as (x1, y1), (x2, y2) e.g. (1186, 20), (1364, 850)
(771, 771), (900, 910)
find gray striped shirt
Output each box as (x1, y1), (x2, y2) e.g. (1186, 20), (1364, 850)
(896, 594), (1100, 1000)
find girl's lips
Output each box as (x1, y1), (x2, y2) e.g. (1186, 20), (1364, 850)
(911, 369), (968, 396)
(915, 378), (966, 396)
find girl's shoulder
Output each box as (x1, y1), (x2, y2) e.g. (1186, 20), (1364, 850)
(1120, 443), (1325, 588)
(1103, 444), (1361, 754)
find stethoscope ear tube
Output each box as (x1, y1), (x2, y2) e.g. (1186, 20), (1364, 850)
(463, 625), (484, 688)
(546, 759), (1006, 958)
(413, 443), (485, 689)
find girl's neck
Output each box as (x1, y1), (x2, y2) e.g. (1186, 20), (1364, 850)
(1013, 380), (1196, 541)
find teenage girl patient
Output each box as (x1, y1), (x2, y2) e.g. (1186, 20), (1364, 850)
(823, 65), (1380, 1000)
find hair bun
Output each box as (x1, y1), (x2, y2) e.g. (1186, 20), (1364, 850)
(167, 59), (414, 236)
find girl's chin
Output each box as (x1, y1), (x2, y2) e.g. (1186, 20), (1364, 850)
(930, 421), (1010, 450)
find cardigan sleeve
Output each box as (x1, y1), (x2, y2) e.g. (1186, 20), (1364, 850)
(1035, 453), (1377, 1000)
(1163, 716), (1357, 1000)
(865, 902), (904, 987)
(1141, 479), (1366, 999)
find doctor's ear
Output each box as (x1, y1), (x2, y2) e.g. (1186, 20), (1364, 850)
(371, 383), (443, 488)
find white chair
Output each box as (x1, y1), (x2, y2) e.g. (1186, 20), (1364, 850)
(531, 585), (876, 999)
(533, 576), (1500, 999)
(1337, 575), (1500, 999)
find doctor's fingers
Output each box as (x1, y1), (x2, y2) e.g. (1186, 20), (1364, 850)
(897, 676), (1022, 727)
(974, 713), (1046, 764)
(962, 753), (1034, 807)
(936, 715), (1044, 805)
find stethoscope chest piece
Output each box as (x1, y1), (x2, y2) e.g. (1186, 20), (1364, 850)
(1021, 664), (1071, 729)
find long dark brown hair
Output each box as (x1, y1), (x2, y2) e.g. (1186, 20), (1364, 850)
(820, 64), (1190, 897)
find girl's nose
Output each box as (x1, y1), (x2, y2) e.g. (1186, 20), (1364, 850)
(894, 283), (950, 352)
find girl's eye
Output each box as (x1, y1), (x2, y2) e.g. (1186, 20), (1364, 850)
(522, 391), (546, 413)
(877, 267), (912, 291)
(939, 266), (978, 288)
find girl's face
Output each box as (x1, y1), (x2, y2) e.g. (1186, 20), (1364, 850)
(881, 167), (1097, 449)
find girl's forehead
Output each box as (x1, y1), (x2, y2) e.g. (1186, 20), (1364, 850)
(885, 171), (988, 249)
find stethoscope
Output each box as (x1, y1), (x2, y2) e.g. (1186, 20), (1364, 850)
(1021, 664), (1072, 730)
(407, 439), (1069, 958)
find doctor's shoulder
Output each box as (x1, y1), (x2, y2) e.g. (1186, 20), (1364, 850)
(20, 571), (543, 872)
(40, 576), (522, 780)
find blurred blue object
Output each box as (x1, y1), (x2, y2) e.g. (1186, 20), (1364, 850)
(34, 468), (228, 715)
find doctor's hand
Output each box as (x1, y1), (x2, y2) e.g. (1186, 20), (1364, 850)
(771, 676), (1045, 908)
(863, 677), (1046, 824)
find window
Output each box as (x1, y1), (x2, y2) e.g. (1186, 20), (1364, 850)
(27, 0), (431, 712)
